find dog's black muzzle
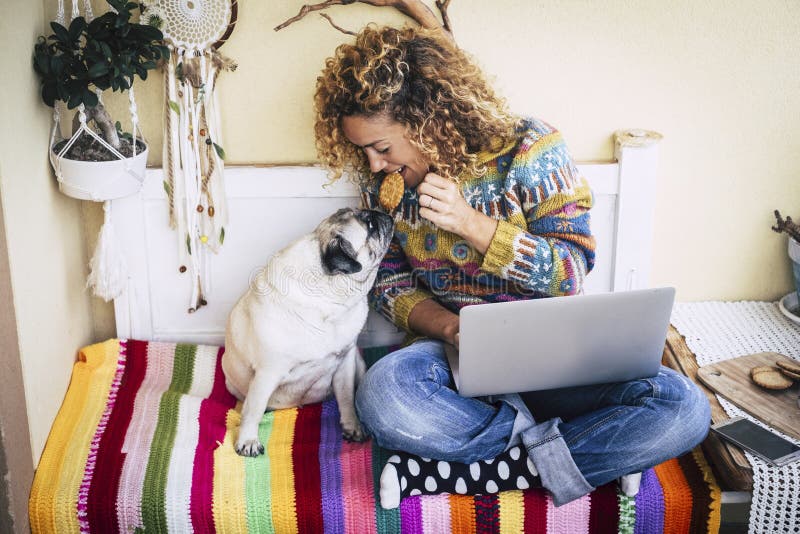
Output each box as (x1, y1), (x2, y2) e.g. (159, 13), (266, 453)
(359, 209), (394, 242)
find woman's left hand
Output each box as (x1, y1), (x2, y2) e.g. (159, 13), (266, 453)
(417, 173), (474, 235)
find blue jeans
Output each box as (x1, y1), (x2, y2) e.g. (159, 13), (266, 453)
(355, 339), (711, 506)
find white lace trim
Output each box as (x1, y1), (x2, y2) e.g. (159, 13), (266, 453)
(672, 301), (800, 533)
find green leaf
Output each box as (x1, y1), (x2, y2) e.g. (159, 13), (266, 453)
(50, 56), (64, 75)
(163, 180), (173, 197)
(115, 121), (122, 132)
(135, 24), (162, 41)
(41, 82), (58, 107)
(168, 100), (180, 115)
(219, 227), (225, 245)
(87, 62), (109, 78)
(212, 142), (226, 160)
(186, 234), (192, 255)
(83, 90), (98, 108)
(33, 53), (50, 75)
(67, 91), (82, 109)
(68, 17), (86, 41)
(50, 22), (70, 44)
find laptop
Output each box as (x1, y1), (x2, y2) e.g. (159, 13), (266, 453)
(444, 287), (676, 397)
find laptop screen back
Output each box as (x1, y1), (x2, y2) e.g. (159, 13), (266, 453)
(451, 287), (675, 397)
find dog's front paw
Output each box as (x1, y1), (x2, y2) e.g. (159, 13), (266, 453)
(235, 437), (265, 457)
(341, 419), (367, 442)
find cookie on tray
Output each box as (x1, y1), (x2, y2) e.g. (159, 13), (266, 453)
(750, 365), (794, 390)
(776, 359), (800, 378)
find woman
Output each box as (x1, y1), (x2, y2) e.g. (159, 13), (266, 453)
(314, 25), (710, 507)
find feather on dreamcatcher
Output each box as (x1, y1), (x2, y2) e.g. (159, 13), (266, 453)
(142, 0), (237, 312)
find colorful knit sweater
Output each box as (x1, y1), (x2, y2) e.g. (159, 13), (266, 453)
(360, 118), (596, 334)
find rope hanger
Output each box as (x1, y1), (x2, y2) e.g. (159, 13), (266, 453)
(52, 0), (148, 301)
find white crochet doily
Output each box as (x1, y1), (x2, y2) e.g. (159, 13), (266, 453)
(672, 301), (800, 534)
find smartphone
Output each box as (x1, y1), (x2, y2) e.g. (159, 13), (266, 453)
(711, 417), (800, 467)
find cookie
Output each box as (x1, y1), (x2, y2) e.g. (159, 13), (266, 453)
(776, 359), (800, 374)
(750, 366), (794, 390)
(378, 171), (404, 212)
(779, 368), (800, 381)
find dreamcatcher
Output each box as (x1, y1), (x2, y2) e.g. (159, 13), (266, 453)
(141, 0), (238, 312)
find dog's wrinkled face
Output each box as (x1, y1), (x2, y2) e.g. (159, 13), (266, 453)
(318, 208), (394, 276)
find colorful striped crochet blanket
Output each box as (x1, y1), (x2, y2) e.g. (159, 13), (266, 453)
(30, 339), (721, 533)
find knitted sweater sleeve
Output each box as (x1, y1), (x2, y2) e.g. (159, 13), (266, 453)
(480, 126), (596, 297)
(360, 185), (434, 333)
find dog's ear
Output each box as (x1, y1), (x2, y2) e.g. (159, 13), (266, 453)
(321, 236), (363, 275)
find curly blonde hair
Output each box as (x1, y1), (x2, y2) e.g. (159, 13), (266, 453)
(314, 25), (521, 184)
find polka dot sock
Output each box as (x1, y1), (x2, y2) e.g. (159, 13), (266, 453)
(378, 445), (541, 509)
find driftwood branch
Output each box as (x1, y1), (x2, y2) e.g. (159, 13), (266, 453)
(275, 0), (454, 39)
(319, 13), (358, 35)
(435, 0), (451, 33)
(772, 210), (800, 242)
(275, 0), (355, 32)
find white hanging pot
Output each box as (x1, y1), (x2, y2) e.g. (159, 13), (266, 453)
(50, 142), (148, 202)
(788, 237), (800, 298)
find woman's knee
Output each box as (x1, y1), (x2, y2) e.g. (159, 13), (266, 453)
(649, 368), (711, 451)
(355, 344), (448, 442)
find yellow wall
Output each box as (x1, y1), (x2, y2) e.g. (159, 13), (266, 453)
(0, 0), (95, 463)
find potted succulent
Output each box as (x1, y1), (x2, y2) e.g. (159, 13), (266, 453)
(33, 0), (169, 200)
(772, 210), (800, 319)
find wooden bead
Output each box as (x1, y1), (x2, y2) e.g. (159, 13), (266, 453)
(179, 265), (187, 273)
(208, 206), (215, 217)
(196, 205), (204, 213)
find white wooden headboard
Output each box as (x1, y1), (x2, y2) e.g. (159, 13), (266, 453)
(112, 129), (661, 347)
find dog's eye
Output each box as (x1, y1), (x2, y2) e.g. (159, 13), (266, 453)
(367, 220), (374, 232)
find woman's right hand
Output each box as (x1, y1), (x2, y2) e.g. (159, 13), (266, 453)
(408, 298), (460, 347)
(441, 314), (460, 348)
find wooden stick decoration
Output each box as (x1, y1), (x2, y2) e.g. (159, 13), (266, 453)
(320, 13), (357, 35)
(435, 0), (451, 33)
(275, 0), (453, 37)
(772, 210), (800, 242)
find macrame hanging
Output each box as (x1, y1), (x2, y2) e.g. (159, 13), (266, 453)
(141, 0), (238, 313)
(50, 0), (147, 301)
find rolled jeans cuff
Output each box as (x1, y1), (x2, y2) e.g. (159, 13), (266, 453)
(491, 393), (535, 451)
(522, 418), (595, 506)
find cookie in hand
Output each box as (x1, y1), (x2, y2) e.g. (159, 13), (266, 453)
(378, 171), (404, 212)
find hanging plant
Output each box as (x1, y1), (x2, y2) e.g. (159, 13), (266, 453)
(33, 0), (169, 161)
(32, 0), (170, 302)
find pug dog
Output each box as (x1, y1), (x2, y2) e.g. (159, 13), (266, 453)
(223, 208), (394, 457)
